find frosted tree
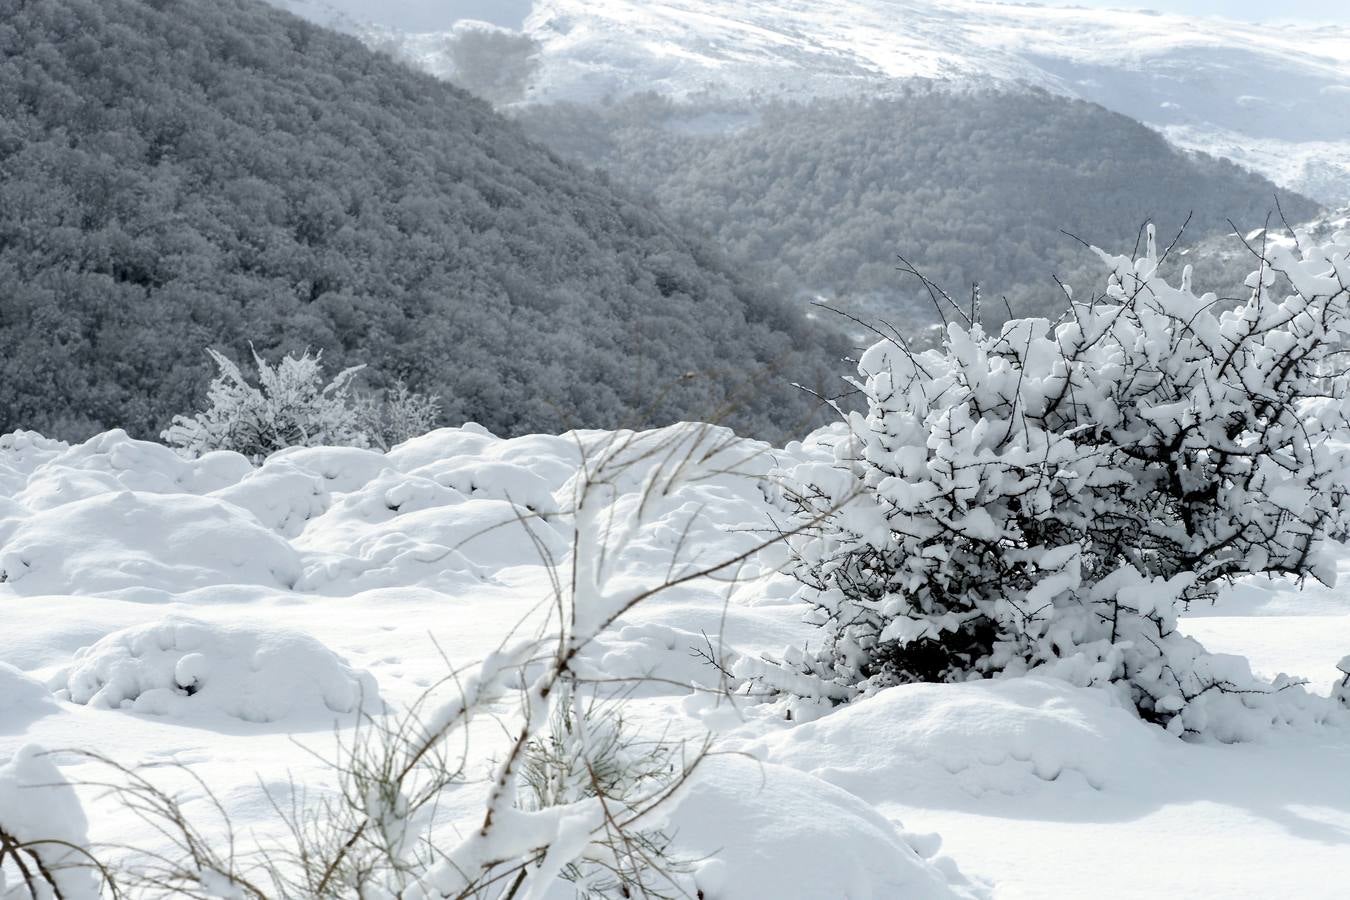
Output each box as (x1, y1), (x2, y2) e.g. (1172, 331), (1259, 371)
(162, 348), (368, 462)
(356, 380), (443, 451)
(777, 224), (1350, 737)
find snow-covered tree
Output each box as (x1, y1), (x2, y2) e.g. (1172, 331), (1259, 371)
(162, 348), (368, 462)
(778, 225), (1350, 737)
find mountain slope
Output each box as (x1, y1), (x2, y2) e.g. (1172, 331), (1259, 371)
(328, 0), (1350, 205)
(517, 0), (1350, 204)
(518, 90), (1320, 327)
(0, 0), (840, 441)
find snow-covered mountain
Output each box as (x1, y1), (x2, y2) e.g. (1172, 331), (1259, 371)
(520, 0), (1350, 204)
(281, 0), (1350, 207)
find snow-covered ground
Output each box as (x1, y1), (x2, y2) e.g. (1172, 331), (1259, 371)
(3, 422), (1349, 896)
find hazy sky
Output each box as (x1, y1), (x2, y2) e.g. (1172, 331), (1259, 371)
(1040, 1), (1350, 23)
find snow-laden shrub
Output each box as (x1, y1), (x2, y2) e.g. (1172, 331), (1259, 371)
(357, 381), (443, 452)
(163, 348), (368, 462)
(0, 746), (102, 899)
(518, 688), (689, 897)
(779, 225), (1350, 736)
(53, 616), (381, 724)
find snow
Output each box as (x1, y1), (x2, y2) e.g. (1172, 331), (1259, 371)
(296, 0), (1350, 203)
(753, 678), (1168, 796)
(524, 0), (1350, 199)
(0, 665), (57, 736)
(0, 746), (99, 899)
(3, 421), (1350, 896)
(0, 491), (303, 596)
(670, 755), (987, 899)
(53, 616), (382, 724)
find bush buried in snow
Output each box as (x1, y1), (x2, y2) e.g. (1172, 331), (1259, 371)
(778, 225), (1350, 738)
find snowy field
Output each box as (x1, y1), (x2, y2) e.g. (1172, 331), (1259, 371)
(3, 421), (1349, 897)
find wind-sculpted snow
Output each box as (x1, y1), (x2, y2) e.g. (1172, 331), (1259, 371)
(0, 492), (304, 596)
(758, 679), (1169, 798)
(3, 420), (1350, 895)
(0, 664), (58, 735)
(8, 431), (251, 512)
(670, 755), (986, 899)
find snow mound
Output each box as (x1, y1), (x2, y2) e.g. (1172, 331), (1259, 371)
(0, 745), (99, 899)
(210, 459), (331, 537)
(269, 444), (392, 494)
(408, 457), (559, 514)
(54, 616), (381, 724)
(576, 621), (743, 694)
(384, 423), (501, 471)
(13, 430), (250, 512)
(671, 755), (985, 899)
(760, 678), (1167, 799)
(0, 491), (302, 595)
(0, 662), (59, 734)
(318, 469), (466, 525)
(0, 430), (67, 496)
(298, 497), (563, 592)
(393, 428), (580, 512)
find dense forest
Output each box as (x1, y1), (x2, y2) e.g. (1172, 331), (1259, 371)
(518, 90), (1321, 326)
(0, 0), (843, 441)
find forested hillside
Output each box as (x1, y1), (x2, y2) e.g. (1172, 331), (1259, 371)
(0, 0), (840, 441)
(519, 90), (1321, 326)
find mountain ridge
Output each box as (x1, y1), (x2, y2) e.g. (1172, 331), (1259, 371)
(298, 0), (1350, 206)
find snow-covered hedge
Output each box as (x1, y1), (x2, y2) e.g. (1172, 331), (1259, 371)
(780, 225), (1350, 737)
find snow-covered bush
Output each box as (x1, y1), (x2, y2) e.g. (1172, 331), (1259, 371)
(0, 746), (103, 899)
(163, 348), (368, 462)
(54, 617), (381, 724)
(356, 381), (443, 452)
(780, 225), (1350, 736)
(518, 689), (689, 897)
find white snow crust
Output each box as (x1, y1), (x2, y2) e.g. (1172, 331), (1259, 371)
(3, 421), (1350, 896)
